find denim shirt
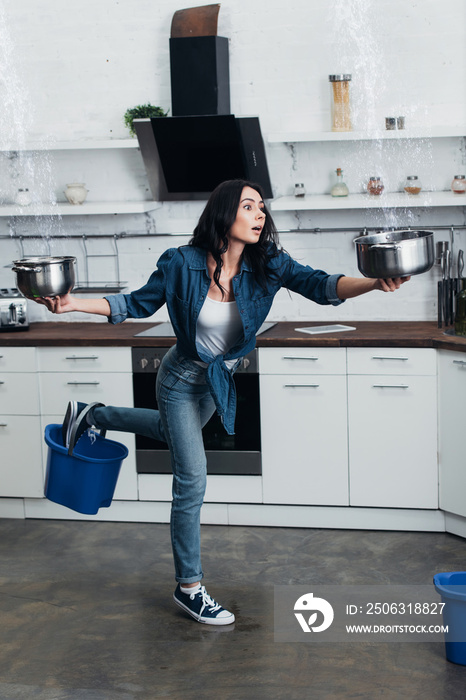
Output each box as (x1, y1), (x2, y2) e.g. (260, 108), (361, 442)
(105, 245), (344, 434)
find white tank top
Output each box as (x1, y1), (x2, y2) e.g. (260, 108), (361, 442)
(196, 296), (243, 369)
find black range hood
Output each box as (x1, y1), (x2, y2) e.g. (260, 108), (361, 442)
(134, 115), (273, 201)
(135, 6), (273, 201)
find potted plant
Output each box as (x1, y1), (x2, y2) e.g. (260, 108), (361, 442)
(124, 104), (169, 137)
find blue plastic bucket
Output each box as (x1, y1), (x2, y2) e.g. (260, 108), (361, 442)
(44, 423), (128, 515)
(433, 571), (466, 665)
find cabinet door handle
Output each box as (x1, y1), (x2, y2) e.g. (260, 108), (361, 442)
(284, 383), (320, 388)
(282, 356), (319, 361)
(453, 360), (466, 366)
(65, 355), (99, 360)
(67, 381), (100, 386)
(372, 384), (409, 389)
(0, 381), (4, 385)
(371, 356), (409, 361)
(0, 423), (7, 427)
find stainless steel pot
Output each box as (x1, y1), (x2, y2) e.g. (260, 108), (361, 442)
(12, 256), (76, 299)
(354, 229), (434, 278)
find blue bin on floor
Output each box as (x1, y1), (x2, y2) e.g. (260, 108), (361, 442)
(44, 423), (128, 515)
(433, 571), (466, 665)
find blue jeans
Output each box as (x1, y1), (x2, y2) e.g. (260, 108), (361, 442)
(90, 345), (217, 584)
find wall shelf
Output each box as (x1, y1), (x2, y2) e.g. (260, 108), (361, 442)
(0, 139), (139, 152)
(271, 191), (466, 212)
(268, 126), (465, 143)
(0, 140), (157, 217)
(0, 201), (160, 217)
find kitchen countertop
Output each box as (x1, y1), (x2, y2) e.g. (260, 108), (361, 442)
(1, 321), (466, 352)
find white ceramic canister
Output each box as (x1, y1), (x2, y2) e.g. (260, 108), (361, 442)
(64, 183), (88, 205)
(15, 188), (32, 206)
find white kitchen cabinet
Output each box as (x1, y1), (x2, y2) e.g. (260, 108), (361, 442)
(347, 348), (438, 509)
(0, 348), (44, 497)
(259, 347), (348, 505)
(38, 371), (133, 412)
(37, 346), (137, 500)
(347, 347), (437, 376)
(37, 346), (132, 373)
(438, 350), (466, 517)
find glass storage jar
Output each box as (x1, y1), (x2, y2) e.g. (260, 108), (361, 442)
(331, 168), (349, 197)
(294, 183), (306, 197)
(367, 177), (384, 196)
(385, 117), (397, 130)
(403, 175), (422, 195)
(329, 74), (352, 132)
(451, 175), (466, 195)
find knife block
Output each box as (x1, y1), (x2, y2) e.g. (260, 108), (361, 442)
(169, 36), (230, 116)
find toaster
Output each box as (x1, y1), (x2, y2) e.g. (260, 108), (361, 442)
(0, 288), (29, 331)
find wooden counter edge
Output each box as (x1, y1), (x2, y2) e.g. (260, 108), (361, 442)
(1, 321), (465, 353)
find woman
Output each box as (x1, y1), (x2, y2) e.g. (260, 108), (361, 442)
(36, 179), (409, 626)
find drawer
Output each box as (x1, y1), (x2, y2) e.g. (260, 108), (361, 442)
(259, 347), (346, 375)
(39, 372), (134, 414)
(37, 346), (132, 373)
(0, 373), (40, 415)
(347, 348), (436, 376)
(0, 347), (36, 372)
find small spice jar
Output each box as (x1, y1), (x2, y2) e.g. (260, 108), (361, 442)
(331, 168), (349, 197)
(451, 175), (466, 195)
(329, 74), (352, 132)
(403, 175), (422, 195)
(367, 177), (384, 196)
(294, 183), (306, 198)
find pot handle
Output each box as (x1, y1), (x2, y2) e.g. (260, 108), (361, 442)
(12, 265), (42, 273)
(369, 243), (402, 251)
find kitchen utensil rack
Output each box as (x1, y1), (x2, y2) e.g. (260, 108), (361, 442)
(9, 233), (127, 294)
(73, 235), (127, 293)
(3, 225), (466, 242)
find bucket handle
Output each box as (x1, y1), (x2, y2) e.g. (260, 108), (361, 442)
(68, 426), (107, 456)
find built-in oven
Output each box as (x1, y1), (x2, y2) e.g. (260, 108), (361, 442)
(132, 346), (261, 475)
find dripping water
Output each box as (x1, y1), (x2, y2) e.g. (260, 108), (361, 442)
(0, 0), (64, 254)
(326, 0), (434, 230)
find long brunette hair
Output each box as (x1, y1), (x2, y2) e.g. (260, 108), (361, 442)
(189, 179), (282, 295)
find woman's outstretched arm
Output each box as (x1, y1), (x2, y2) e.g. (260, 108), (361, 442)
(34, 293), (111, 316)
(336, 276), (410, 299)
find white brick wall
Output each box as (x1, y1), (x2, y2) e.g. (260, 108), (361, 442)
(0, 0), (465, 323)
